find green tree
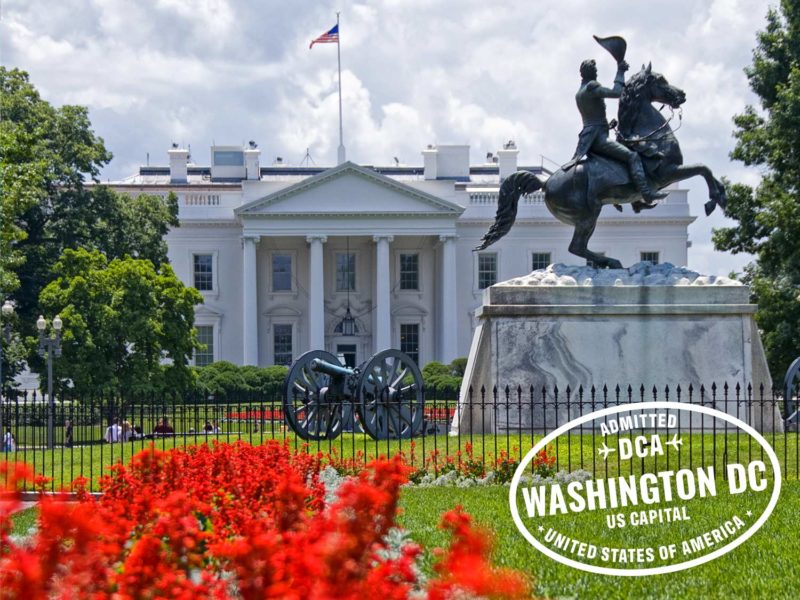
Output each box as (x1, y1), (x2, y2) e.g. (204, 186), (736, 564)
(38, 249), (203, 394)
(421, 361), (462, 393)
(713, 1), (800, 378)
(0, 68), (179, 381)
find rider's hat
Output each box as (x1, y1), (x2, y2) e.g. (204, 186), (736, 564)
(593, 35), (627, 63)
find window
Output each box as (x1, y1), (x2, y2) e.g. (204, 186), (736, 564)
(531, 252), (551, 271)
(399, 254), (419, 290)
(477, 253), (497, 289)
(213, 151), (244, 166)
(640, 251), (660, 264)
(336, 253), (356, 292)
(195, 326), (214, 367)
(193, 254), (213, 291)
(273, 324), (293, 366)
(272, 254), (292, 291)
(400, 324), (419, 365)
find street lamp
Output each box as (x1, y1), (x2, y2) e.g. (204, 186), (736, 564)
(38, 314), (63, 449)
(0, 300), (14, 445)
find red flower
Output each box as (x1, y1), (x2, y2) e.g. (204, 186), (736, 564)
(0, 441), (534, 599)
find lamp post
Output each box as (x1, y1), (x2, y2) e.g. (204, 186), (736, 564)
(0, 301), (14, 445)
(38, 314), (62, 449)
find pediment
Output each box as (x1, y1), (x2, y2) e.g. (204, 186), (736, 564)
(195, 303), (223, 318)
(236, 162), (463, 217)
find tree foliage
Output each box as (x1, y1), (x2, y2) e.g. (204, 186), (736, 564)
(191, 362), (289, 399)
(0, 67), (179, 382)
(421, 359), (466, 393)
(38, 249), (202, 394)
(713, 2), (800, 377)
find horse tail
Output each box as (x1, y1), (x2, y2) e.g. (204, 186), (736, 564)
(474, 171), (543, 250)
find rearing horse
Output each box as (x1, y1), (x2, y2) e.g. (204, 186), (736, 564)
(476, 64), (727, 269)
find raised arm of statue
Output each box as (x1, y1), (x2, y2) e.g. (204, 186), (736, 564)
(593, 60), (629, 99)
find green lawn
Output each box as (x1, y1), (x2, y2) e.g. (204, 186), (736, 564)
(3, 430), (799, 491)
(8, 507), (37, 538)
(399, 482), (799, 599)
(8, 463), (796, 597)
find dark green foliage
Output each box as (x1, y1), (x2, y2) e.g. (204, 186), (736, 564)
(421, 358), (467, 393)
(0, 67), (180, 384)
(192, 362), (289, 399)
(713, 1), (800, 377)
(450, 357), (468, 377)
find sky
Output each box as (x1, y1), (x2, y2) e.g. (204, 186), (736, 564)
(1, 0), (775, 275)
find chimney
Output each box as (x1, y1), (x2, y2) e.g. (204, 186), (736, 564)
(244, 141), (261, 180)
(422, 144), (469, 180)
(422, 145), (438, 180)
(168, 145), (189, 183)
(497, 140), (518, 181)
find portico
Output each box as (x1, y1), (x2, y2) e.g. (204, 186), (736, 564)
(234, 162), (463, 366)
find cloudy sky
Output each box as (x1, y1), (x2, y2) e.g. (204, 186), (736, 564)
(2, 0), (774, 274)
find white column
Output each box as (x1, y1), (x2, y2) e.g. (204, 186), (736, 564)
(306, 235), (327, 350)
(242, 235), (259, 365)
(373, 235), (394, 351)
(440, 234), (458, 362)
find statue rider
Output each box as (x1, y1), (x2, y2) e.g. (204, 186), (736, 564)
(566, 58), (667, 204)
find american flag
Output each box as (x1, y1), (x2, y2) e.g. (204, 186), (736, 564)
(309, 24), (339, 49)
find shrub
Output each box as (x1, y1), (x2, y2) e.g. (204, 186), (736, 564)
(239, 364), (288, 394)
(450, 357), (468, 377)
(422, 361), (462, 395)
(193, 362), (289, 400)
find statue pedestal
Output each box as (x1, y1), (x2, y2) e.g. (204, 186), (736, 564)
(455, 264), (780, 434)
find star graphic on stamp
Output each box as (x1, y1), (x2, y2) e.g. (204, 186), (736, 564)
(538, 525), (545, 532)
(746, 510), (753, 517)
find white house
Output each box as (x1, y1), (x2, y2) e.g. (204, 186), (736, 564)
(106, 142), (695, 369)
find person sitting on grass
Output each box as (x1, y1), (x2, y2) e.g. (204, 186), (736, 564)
(104, 418), (122, 443)
(152, 417), (175, 436)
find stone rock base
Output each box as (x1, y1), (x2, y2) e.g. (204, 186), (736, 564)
(454, 264), (780, 434)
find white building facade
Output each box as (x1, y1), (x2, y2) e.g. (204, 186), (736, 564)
(107, 143), (695, 369)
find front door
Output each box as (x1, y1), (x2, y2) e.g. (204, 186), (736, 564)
(336, 344), (358, 368)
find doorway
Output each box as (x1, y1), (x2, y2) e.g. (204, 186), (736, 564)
(336, 344), (358, 368)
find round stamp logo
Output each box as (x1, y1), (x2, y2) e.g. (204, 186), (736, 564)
(508, 402), (781, 576)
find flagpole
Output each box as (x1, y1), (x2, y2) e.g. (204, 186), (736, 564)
(336, 12), (346, 164)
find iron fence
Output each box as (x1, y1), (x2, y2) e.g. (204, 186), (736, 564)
(0, 382), (796, 492)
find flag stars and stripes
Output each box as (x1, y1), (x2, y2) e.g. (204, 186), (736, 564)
(310, 24), (339, 48)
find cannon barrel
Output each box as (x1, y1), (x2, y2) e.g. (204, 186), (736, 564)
(309, 357), (353, 379)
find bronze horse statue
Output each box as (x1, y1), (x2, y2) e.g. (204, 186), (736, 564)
(476, 64), (727, 269)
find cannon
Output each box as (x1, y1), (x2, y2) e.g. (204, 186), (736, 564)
(283, 349), (424, 440)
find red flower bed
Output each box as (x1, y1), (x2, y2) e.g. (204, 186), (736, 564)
(224, 408), (456, 422)
(0, 442), (531, 599)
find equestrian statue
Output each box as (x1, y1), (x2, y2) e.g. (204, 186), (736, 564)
(476, 35), (727, 269)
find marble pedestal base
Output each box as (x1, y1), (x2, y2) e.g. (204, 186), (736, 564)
(455, 264), (779, 434)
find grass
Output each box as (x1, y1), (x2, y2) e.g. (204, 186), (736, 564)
(399, 482), (799, 599)
(8, 507), (37, 538)
(3, 429), (799, 491)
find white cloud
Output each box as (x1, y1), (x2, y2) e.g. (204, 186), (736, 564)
(1, 0), (774, 274)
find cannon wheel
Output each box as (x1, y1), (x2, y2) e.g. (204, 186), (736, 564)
(283, 350), (345, 440)
(356, 349), (424, 440)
